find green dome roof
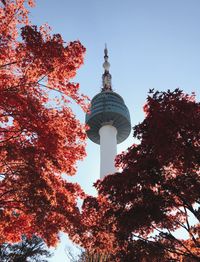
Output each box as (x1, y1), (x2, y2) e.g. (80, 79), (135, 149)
(86, 91), (131, 144)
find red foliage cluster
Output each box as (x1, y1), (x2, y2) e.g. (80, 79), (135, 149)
(80, 89), (200, 261)
(75, 195), (117, 254)
(0, 0), (88, 245)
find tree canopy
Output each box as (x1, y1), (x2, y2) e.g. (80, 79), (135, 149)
(0, 0), (88, 246)
(79, 89), (200, 261)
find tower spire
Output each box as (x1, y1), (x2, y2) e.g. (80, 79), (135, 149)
(102, 44), (112, 91)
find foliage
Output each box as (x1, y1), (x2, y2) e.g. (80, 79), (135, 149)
(66, 246), (109, 262)
(79, 89), (200, 261)
(0, 235), (51, 262)
(0, 0), (88, 246)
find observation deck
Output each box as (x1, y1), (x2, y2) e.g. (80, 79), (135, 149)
(86, 90), (131, 144)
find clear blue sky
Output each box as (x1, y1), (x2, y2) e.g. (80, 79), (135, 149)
(30, 0), (200, 260)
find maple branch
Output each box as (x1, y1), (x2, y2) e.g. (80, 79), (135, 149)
(173, 206), (196, 234)
(1, 160), (23, 178)
(0, 189), (17, 199)
(175, 219), (189, 232)
(0, 129), (22, 133)
(184, 206), (192, 232)
(151, 224), (200, 260)
(1, 73), (63, 98)
(38, 82), (65, 95)
(183, 206), (199, 247)
(0, 86), (20, 93)
(0, 61), (17, 69)
(183, 202), (200, 222)
(172, 190), (200, 222)
(0, 131), (23, 143)
(0, 199), (25, 205)
(131, 232), (186, 257)
(166, 229), (200, 260)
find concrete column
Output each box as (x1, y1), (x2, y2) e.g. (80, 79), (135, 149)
(99, 125), (117, 179)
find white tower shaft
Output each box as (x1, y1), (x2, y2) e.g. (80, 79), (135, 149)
(99, 125), (117, 179)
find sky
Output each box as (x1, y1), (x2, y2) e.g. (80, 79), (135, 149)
(29, 0), (200, 260)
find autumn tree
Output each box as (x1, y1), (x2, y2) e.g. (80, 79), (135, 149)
(0, 0), (88, 246)
(0, 235), (52, 261)
(79, 89), (200, 261)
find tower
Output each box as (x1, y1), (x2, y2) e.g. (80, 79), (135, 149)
(86, 46), (131, 179)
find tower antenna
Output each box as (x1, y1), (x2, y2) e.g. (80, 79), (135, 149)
(102, 44), (112, 91)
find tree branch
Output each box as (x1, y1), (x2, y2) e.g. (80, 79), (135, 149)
(0, 61), (17, 69)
